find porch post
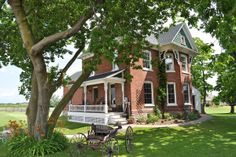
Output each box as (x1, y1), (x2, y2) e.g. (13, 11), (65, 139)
(83, 84), (87, 112)
(104, 81), (108, 113)
(121, 82), (125, 112)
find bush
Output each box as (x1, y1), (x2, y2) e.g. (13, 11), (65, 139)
(7, 131), (68, 156)
(136, 115), (147, 124)
(182, 110), (200, 121)
(127, 116), (135, 124)
(153, 106), (162, 118)
(163, 113), (173, 120)
(188, 112), (199, 121)
(147, 114), (159, 124)
(173, 113), (184, 120)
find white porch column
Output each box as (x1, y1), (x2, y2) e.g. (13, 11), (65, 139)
(121, 82), (125, 112)
(83, 84), (87, 112)
(104, 82), (108, 113)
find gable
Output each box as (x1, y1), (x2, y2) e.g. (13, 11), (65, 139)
(173, 29), (193, 49)
(172, 24), (197, 52)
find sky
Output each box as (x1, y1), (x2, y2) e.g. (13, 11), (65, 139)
(0, 27), (222, 103)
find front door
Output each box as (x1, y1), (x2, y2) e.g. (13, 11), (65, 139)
(111, 84), (116, 109)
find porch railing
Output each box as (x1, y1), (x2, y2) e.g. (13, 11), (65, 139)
(69, 104), (105, 113)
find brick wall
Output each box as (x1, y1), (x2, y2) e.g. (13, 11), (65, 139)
(65, 49), (194, 114)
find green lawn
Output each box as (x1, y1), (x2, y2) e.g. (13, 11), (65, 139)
(0, 112), (89, 135)
(0, 112), (26, 131)
(0, 106), (236, 157)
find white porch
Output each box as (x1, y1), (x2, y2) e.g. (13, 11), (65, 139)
(67, 69), (127, 125)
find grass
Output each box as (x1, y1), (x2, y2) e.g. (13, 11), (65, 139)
(0, 106), (236, 157)
(0, 112), (26, 131)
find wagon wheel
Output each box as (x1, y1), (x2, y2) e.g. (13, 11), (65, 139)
(103, 138), (119, 157)
(125, 126), (134, 153)
(70, 133), (87, 147)
(69, 133), (87, 157)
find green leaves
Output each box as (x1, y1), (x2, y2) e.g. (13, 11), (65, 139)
(191, 38), (214, 101)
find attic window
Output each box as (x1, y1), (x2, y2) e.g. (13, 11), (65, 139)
(180, 35), (186, 45)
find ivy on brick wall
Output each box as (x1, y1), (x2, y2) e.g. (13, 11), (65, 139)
(153, 57), (167, 118)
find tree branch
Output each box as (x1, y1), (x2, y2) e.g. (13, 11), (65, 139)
(31, 9), (94, 56)
(0, 0), (6, 10)
(48, 69), (91, 132)
(53, 42), (85, 90)
(8, 0), (35, 53)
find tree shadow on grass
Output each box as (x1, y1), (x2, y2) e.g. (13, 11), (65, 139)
(117, 114), (236, 157)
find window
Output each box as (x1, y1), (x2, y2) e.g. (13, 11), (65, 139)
(180, 35), (186, 45)
(112, 51), (119, 71)
(112, 62), (119, 71)
(93, 87), (98, 103)
(183, 83), (190, 104)
(144, 81), (154, 106)
(167, 83), (176, 106)
(143, 51), (152, 70)
(165, 53), (174, 72)
(180, 54), (188, 72)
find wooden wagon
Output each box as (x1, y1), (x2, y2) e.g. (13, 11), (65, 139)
(69, 123), (134, 157)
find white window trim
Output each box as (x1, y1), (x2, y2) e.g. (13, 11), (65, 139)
(180, 34), (186, 45)
(112, 61), (119, 71)
(143, 50), (152, 71)
(183, 83), (191, 105)
(144, 81), (154, 107)
(180, 54), (188, 73)
(167, 82), (177, 106)
(112, 51), (119, 71)
(165, 53), (175, 72)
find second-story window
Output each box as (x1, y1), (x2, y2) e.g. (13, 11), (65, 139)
(165, 53), (174, 72)
(180, 54), (188, 72)
(143, 51), (152, 70)
(112, 51), (119, 71)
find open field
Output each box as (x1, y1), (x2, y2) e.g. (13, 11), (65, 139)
(0, 106), (235, 157)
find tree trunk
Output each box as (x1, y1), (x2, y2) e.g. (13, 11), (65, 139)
(202, 97), (206, 114)
(26, 72), (38, 135)
(33, 55), (51, 140)
(48, 70), (91, 134)
(230, 105), (235, 113)
(202, 70), (207, 114)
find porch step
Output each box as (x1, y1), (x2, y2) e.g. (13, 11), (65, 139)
(109, 114), (127, 125)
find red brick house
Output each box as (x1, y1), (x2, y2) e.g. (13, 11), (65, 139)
(64, 23), (198, 125)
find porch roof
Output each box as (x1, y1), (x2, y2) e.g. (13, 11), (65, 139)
(82, 69), (125, 86)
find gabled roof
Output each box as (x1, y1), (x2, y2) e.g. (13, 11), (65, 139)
(70, 71), (82, 82)
(70, 69), (124, 82)
(146, 23), (198, 53)
(157, 23), (183, 46)
(86, 69), (124, 81)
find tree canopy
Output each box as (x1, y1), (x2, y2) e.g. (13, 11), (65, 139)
(0, 0), (235, 142)
(191, 38), (214, 113)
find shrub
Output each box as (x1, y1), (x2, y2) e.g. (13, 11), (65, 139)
(147, 114), (159, 124)
(153, 106), (162, 118)
(182, 111), (200, 121)
(7, 131), (68, 156)
(127, 116), (135, 124)
(163, 113), (173, 120)
(173, 113), (184, 120)
(188, 112), (199, 121)
(136, 115), (147, 124)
